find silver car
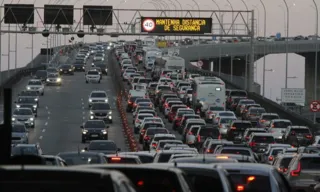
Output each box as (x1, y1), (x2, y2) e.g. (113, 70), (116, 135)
(11, 123), (29, 144)
(46, 73), (62, 86)
(12, 108), (35, 128)
(88, 90), (108, 107)
(26, 79), (44, 95)
(268, 119), (292, 142)
(89, 103), (113, 123)
(204, 105), (225, 122)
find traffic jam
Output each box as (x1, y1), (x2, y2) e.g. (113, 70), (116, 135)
(114, 39), (320, 192)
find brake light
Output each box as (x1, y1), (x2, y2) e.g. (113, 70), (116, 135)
(152, 143), (157, 147)
(197, 135), (201, 142)
(219, 124), (223, 128)
(206, 149), (213, 153)
(135, 119), (140, 123)
(128, 101), (132, 104)
(268, 156), (273, 161)
(260, 119), (266, 123)
(305, 134), (312, 139)
(278, 167), (288, 172)
(236, 185), (244, 191)
(247, 176), (255, 182)
(164, 103), (168, 107)
(111, 157), (121, 161)
(228, 97), (232, 102)
(290, 162), (301, 176)
(144, 135), (150, 140)
(249, 142), (256, 147)
(231, 126), (236, 130)
(137, 180), (144, 186)
(141, 129), (146, 134)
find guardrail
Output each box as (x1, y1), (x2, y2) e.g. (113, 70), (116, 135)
(186, 63), (320, 133)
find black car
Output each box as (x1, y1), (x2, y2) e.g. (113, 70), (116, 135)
(34, 70), (47, 82)
(59, 64), (74, 75)
(14, 97), (38, 116)
(94, 62), (107, 75)
(73, 62), (86, 72)
(75, 58), (86, 64)
(46, 67), (59, 74)
(85, 140), (120, 154)
(81, 120), (109, 143)
(57, 151), (107, 165)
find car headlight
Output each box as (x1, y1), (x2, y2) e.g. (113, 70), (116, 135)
(69, 69), (72, 71)
(33, 105), (37, 108)
(57, 78), (61, 82)
(60, 69), (62, 71)
(105, 99), (108, 102)
(89, 99), (92, 102)
(46, 79), (50, 82)
(29, 118), (34, 121)
(82, 130), (88, 134)
(16, 105), (20, 108)
(90, 111), (93, 114)
(27, 87), (30, 90)
(108, 111), (112, 114)
(102, 130), (107, 134)
(90, 116), (94, 119)
(34, 98), (38, 101)
(12, 117), (15, 121)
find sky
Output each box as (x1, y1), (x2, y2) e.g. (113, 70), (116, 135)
(0, 0), (315, 103)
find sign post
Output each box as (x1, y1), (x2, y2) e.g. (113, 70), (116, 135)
(281, 88), (306, 104)
(310, 101), (320, 112)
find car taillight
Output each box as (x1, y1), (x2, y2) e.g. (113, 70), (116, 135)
(197, 135), (200, 142)
(152, 143), (157, 147)
(268, 156), (273, 161)
(236, 185), (244, 191)
(207, 111), (212, 114)
(305, 134), (312, 139)
(290, 162), (301, 176)
(278, 167), (288, 172)
(231, 126), (236, 130)
(128, 101), (132, 104)
(228, 98), (232, 102)
(260, 119), (266, 123)
(206, 149), (213, 153)
(111, 157), (121, 161)
(249, 142), (256, 147)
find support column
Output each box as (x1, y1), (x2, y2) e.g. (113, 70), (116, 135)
(305, 53), (320, 104)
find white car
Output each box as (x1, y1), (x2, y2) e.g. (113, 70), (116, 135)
(85, 70), (101, 84)
(134, 113), (154, 133)
(26, 79), (44, 96)
(122, 69), (136, 81)
(150, 134), (176, 151)
(88, 90), (108, 107)
(12, 108), (35, 128)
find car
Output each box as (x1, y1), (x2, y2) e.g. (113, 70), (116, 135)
(73, 62), (86, 72)
(81, 120), (109, 143)
(85, 140), (120, 154)
(42, 155), (67, 166)
(88, 90), (108, 108)
(93, 62), (107, 75)
(26, 79), (44, 95)
(34, 70), (48, 82)
(46, 73), (62, 86)
(46, 67), (59, 75)
(11, 108), (35, 128)
(11, 123), (29, 144)
(59, 64), (74, 75)
(14, 97), (38, 116)
(89, 103), (113, 123)
(93, 53), (105, 61)
(57, 151), (107, 165)
(18, 90), (39, 106)
(85, 70), (101, 84)
(11, 143), (43, 156)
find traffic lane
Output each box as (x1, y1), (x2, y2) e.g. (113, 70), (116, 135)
(11, 77), (50, 145)
(38, 72), (128, 155)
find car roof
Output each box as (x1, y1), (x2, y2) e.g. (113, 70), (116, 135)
(215, 163), (274, 175)
(252, 133), (274, 136)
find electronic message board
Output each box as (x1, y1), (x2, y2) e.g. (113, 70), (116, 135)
(140, 17), (212, 34)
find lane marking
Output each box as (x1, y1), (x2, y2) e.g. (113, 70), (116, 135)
(81, 98), (83, 101)
(45, 106), (48, 110)
(42, 129), (46, 133)
(82, 106), (84, 109)
(82, 102), (84, 105)
(48, 111), (51, 114)
(82, 111), (85, 114)
(45, 122), (48, 126)
(83, 116), (85, 120)
(39, 136), (43, 140)
(48, 116), (50, 120)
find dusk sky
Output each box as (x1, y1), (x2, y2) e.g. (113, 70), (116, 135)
(0, 0), (314, 103)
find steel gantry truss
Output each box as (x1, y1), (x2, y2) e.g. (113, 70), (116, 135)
(0, 6), (253, 37)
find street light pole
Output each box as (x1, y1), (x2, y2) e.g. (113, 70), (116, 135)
(260, 0), (267, 97)
(313, 0), (319, 124)
(282, 0), (289, 89)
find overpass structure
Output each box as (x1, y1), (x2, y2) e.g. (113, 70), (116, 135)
(167, 41), (320, 130)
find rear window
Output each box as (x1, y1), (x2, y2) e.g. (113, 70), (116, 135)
(300, 157), (320, 170)
(220, 149), (251, 156)
(220, 118), (236, 124)
(271, 149), (284, 155)
(219, 113), (234, 117)
(168, 102), (182, 107)
(252, 136), (275, 143)
(209, 106), (224, 111)
(138, 115), (153, 120)
(146, 129), (168, 135)
(262, 115), (279, 120)
(233, 123), (252, 129)
(250, 108), (266, 114)
(186, 90), (193, 94)
(230, 91), (247, 97)
(240, 100), (255, 105)
(228, 174), (271, 192)
(158, 86), (172, 91)
(154, 137), (175, 142)
(199, 128), (219, 138)
(171, 106), (187, 112)
(272, 121), (291, 128)
(145, 123), (162, 128)
(291, 128), (310, 134)
(107, 157), (138, 164)
(280, 157), (293, 167)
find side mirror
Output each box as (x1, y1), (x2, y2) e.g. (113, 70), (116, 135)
(117, 148), (121, 151)
(106, 125), (110, 128)
(80, 125), (83, 128)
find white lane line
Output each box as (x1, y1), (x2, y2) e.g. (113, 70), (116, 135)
(82, 111), (85, 114)
(82, 117), (85, 120)
(45, 106), (48, 110)
(48, 116), (50, 120)
(48, 111), (51, 115)
(81, 98), (83, 101)
(42, 129), (46, 133)
(45, 122), (48, 126)
(82, 106), (84, 109)
(39, 136), (43, 140)
(82, 102), (84, 105)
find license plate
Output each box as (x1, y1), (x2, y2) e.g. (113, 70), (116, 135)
(91, 134), (98, 137)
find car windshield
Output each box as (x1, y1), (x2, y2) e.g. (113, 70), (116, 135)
(88, 71), (99, 75)
(233, 123), (252, 129)
(271, 149), (284, 155)
(84, 121), (105, 128)
(300, 157), (320, 170)
(138, 115), (153, 120)
(28, 81), (41, 85)
(158, 86), (171, 91)
(219, 113), (234, 117)
(209, 106), (224, 111)
(58, 154), (100, 165)
(199, 128), (220, 138)
(88, 142), (117, 151)
(220, 118), (236, 124)
(13, 109), (32, 115)
(123, 60), (132, 64)
(95, 54), (103, 57)
(91, 103), (110, 110)
(48, 73), (59, 78)
(91, 93), (106, 97)
(250, 108), (266, 114)
(159, 141), (182, 148)
(20, 91), (38, 96)
(12, 146), (37, 155)
(291, 128), (311, 134)
(262, 115), (279, 120)
(12, 124), (26, 132)
(18, 98), (35, 103)
(47, 68), (57, 73)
